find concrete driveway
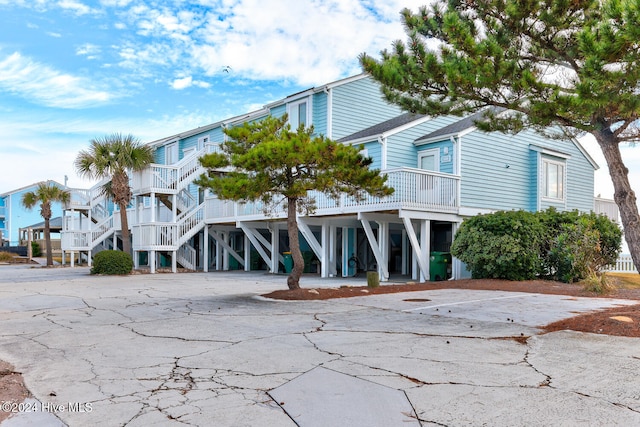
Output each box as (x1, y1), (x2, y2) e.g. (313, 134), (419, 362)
(0, 265), (639, 426)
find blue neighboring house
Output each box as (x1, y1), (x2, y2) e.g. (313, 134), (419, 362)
(0, 180), (66, 246)
(61, 73), (613, 280)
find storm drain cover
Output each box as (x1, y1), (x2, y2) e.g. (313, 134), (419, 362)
(269, 366), (419, 427)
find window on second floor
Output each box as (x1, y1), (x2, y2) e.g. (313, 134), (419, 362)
(542, 158), (565, 200)
(198, 135), (209, 150)
(166, 142), (179, 165)
(288, 98), (310, 129)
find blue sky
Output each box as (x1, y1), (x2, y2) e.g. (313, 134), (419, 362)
(0, 0), (635, 199)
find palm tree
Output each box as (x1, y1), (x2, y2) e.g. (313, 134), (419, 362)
(21, 182), (70, 267)
(75, 133), (154, 256)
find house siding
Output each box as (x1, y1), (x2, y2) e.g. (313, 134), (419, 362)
(331, 77), (402, 140)
(270, 104), (287, 119)
(155, 146), (166, 164)
(312, 92), (327, 137)
(385, 116), (459, 169)
(363, 141), (382, 170)
(1, 184), (64, 246)
(460, 128), (595, 213)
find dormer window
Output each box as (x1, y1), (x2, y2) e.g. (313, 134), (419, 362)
(288, 98), (311, 129)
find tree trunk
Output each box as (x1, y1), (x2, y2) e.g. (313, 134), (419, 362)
(593, 129), (640, 273)
(119, 202), (131, 256)
(44, 217), (53, 267)
(286, 197), (304, 290)
(112, 171), (132, 256)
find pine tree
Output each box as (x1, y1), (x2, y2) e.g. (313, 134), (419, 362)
(196, 115), (393, 289)
(360, 0), (640, 272)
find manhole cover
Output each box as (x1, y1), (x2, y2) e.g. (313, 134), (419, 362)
(403, 298), (431, 302)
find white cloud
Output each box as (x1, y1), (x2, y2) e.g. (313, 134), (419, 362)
(99, 0), (133, 6)
(0, 52), (114, 108)
(171, 76), (192, 89)
(211, 0), (427, 85)
(107, 0), (430, 86)
(76, 43), (101, 58)
(57, 0), (95, 15)
(171, 75), (211, 90)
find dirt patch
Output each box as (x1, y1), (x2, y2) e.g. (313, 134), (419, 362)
(0, 361), (31, 423)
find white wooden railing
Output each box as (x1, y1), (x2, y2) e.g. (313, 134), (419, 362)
(91, 215), (115, 247)
(605, 254), (638, 273)
(177, 204), (205, 246)
(177, 244), (197, 270)
(204, 167), (460, 222)
(133, 223), (176, 250)
(595, 197), (619, 223)
(132, 144), (218, 194)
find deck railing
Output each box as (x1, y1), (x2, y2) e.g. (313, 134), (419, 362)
(132, 144), (220, 195)
(132, 223), (176, 250)
(595, 198), (619, 223)
(204, 167), (460, 222)
(605, 254), (638, 273)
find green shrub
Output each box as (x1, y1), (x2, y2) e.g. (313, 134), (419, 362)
(452, 208), (622, 283)
(91, 250), (133, 275)
(547, 219), (601, 283)
(451, 210), (544, 280)
(0, 251), (15, 262)
(541, 209), (622, 283)
(31, 241), (41, 257)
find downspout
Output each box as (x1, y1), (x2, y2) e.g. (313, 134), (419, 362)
(323, 87), (333, 139)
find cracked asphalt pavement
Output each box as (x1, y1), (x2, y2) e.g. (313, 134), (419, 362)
(0, 265), (639, 426)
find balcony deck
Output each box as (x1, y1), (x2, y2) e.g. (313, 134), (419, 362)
(205, 167), (460, 224)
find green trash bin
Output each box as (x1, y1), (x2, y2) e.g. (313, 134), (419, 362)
(283, 252), (293, 273)
(429, 251), (451, 281)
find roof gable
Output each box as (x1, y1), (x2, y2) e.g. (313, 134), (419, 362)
(338, 113), (426, 142)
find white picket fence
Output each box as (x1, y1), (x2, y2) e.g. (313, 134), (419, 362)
(605, 254), (638, 273)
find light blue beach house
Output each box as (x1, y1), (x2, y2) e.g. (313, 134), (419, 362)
(61, 74), (617, 280)
(0, 180), (66, 247)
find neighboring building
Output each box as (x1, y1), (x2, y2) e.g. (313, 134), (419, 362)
(60, 73), (609, 280)
(18, 217), (64, 256)
(0, 181), (66, 246)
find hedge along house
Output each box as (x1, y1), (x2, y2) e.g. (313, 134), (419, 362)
(60, 73), (611, 280)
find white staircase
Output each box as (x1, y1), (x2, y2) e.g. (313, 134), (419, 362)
(62, 179), (118, 256)
(131, 147), (211, 271)
(63, 145), (212, 271)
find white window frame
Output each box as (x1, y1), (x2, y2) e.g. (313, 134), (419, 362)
(418, 148), (440, 172)
(287, 97), (312, 129)
(542, 158), (566, 201)
(197, 135), (209, 150)
(165, 142), (179, 165)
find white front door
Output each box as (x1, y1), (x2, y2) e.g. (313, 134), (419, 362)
(417, 149), (440, 204)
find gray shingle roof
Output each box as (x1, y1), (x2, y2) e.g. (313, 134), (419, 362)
(23, 216), (63, 230)
(415, 107), (505, 143)
(338, 113), (425, 142)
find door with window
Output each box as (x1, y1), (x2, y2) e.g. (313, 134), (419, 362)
(418, 149), (440, 204)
